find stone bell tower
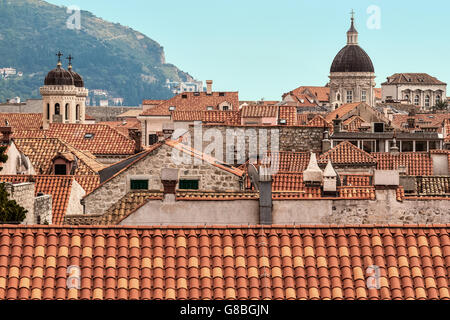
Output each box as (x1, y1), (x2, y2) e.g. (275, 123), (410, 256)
(40, 52), (88, 129)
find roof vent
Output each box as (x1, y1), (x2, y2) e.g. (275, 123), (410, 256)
(279, 119), (287, 125)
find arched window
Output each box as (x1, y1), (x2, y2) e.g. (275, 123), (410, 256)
(46, 104), (50, 120)
(76, 105), (80, 121)
(405, 94), (409, 102)
(414, 95), (420, 105)
(436, 95), (441, 103)
(65, 104), (69, 120)
(55, 103), (60, 115)
(337, 93), (341, 101)
(425, 95), (430, 107)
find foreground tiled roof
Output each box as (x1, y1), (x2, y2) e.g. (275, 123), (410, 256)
(319, 141), (377, 166)
(0, 225), (448, 300)
(14, 138), (105, 175)
(0, 175), (75, 225)
(0, 113), (42, 131)
(373, 153), (433, 176)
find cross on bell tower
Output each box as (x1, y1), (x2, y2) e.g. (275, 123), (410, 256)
(56, 51), (63, 66)
(347, 9), (358, 45)
(66, 54), (74, 70)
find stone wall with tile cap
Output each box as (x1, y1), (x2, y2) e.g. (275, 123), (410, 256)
(187, 125), (324, 163)
(4, 182), (36, 224)
(83, 144), (243, 216)
(34, 194), (52, 224)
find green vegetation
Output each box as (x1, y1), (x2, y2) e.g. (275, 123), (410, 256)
(0, 146), (27, 224)
(0, 0), (192, 105)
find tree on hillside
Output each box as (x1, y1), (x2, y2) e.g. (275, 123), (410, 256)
(0, 146), (27, 224)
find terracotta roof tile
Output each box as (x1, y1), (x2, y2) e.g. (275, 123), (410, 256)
(98, 119), (141, 138)
(382, 73), (446, 85)
(0, 113), (42, 131)
(171, 111), (241, 125)
(373, 152), (433, 176)
(0, 225), (448, 300)
(278, 106), (297, 126)
(0, 175), (75, 225)
(14, 138), (105, 175)
(319, 141), (377, 165)
(240, 105), (278, 118)
(141, 92), (239, 116)
(325, 103), (361, 123)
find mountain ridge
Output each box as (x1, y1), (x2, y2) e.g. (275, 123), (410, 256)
(0, 0), (192, 105)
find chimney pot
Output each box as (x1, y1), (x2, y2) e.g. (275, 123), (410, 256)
(206, 80), (213, 95)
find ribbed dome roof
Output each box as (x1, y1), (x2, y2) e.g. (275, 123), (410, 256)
(68, 67), (84, 88)
(44, 64), (74, 86)
(330, 45), (374, 73)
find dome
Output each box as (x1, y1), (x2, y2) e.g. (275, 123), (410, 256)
(330, 45), (374, 73)
(44, 63), (74, 86)
(68, 67), (84, 88)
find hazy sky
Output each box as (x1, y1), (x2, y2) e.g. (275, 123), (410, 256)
(48, 0), (450, 101)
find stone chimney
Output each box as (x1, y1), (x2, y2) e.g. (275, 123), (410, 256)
(407, 117), (415, 129)
(322, 130), (332, 153)
(332, 117), (342, 133)
(323, 160), (337, 193)
(0, 125), (12, 145)
(303, 153), (323, 186)
(161, 168), (179, 202)
(206, 80), (213, 95)
(390, 137), (400, 155)
(258, 166), (272, 225)
(128, 128), (143, 154)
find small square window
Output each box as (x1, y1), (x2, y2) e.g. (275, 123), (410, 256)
(219, 92), (225, 97)
(182, 94), (188, 99)
(130, 180), (149, 190)
(179, 179), (199, 190)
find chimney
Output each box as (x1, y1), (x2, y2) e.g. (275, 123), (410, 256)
(390, 137), (400, 155)
(332, 117), (342, 133)
(323, 160), (337, 194)
(206, 80), (213, 95)
(161, 168), (179, 202)
(0, 125), (12, 145)
(322, 130), (332, 153)
(258, 166), (272, 225)
(128, 128), (143, 154)
(162, 123), (175, 139)
(303, 153), (323, 187)
(407, 117), (415, 129)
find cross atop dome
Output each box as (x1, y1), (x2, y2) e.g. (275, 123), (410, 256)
(56, 51), (63, 67)
(347, 10), (358, 45)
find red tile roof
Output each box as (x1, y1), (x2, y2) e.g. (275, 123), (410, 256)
(444, 118), (450, 142)
(98, 119), (141, 138)
(171, 111), (241, 125)
(373, 153), (433, 176)
(319, 141), (377, 166)
(278, 106), (297, 126)
(308, 115), (332, 128)
(0, 225), (448, 300)
(382, 73), (446, 85)
(268, 152), (310, 173)
(286, 86), (330, 103)
(392, 114), (450, 133)
(325, 103), (361, 123)
(141, 92), (239, 116)
(240, 105), (278, 118)
(342, 116), (367, 132)
(0, 113), (42, 131)
(0, 175), (76, 225)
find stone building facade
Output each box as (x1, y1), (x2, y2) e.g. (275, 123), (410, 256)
(381, 73), (447, 109)
(82, 143), (244, 216)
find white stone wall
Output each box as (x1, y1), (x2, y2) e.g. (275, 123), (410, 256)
(65, 179), (86, 216)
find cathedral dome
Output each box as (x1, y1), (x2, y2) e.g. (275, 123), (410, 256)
(330, 45), (374, 73)
(68, 68), (84, 88)
(44, 63), (74, 86)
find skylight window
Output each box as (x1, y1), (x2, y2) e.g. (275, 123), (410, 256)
(169, 106), (176, 111)
(84, 133), (94, 139)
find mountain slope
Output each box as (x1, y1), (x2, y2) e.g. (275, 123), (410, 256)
(0, 0), (192, 105)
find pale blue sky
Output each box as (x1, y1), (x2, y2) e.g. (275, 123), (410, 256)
(48, 0), (450, 100)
